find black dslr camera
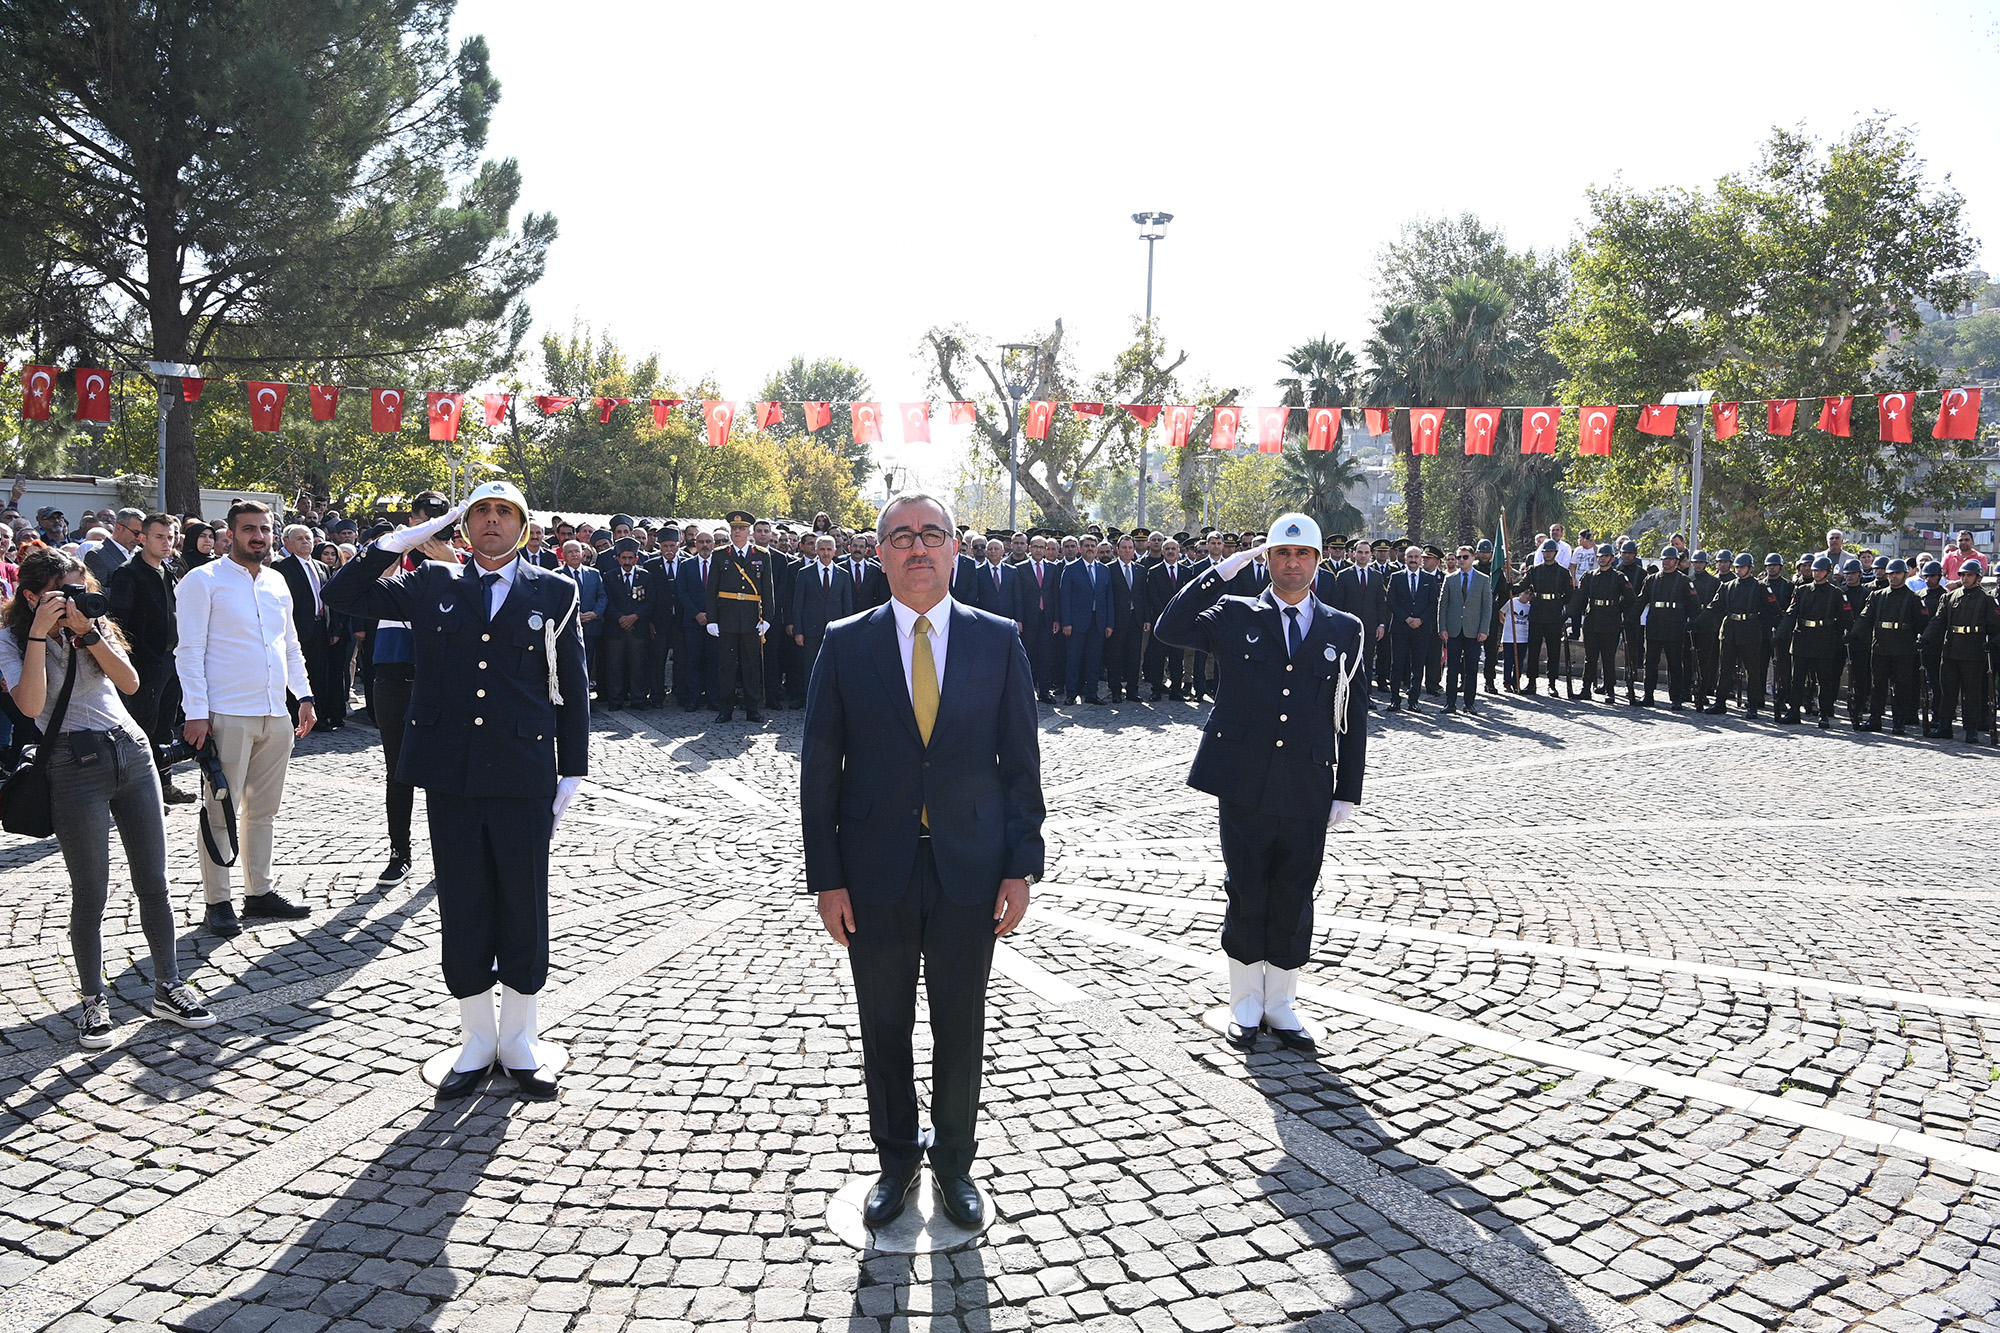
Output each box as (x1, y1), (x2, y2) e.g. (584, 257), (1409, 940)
(410, 490), (455, 544)
(155, 733), (228, 796)
(58, 584), (108, 618)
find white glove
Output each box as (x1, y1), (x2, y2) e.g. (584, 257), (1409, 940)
(756, 620), (770, 636)
(378, 502), (464, 555)
(551, 776), (583, 831)
(1217, 539), (1265, 581)
(706, 622), (720, 637)
(1328, 799), (1355, 828)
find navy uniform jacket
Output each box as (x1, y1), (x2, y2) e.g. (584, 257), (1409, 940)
(323, 547), (589, 799)
(1154, 571), (1368, 820)
(800, 600), (1044, 905)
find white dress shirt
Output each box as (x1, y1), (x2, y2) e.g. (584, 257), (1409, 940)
(1273, 590), (1314, 648)
(174, 556), (313, 719)
(477, 555), (519, 618)
(889, 594), (952, 700)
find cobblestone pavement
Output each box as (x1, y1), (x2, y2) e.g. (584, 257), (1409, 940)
(2, 687), (1997, 1333)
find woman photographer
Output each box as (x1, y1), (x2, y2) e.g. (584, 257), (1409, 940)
(0, 549), (214, 1047)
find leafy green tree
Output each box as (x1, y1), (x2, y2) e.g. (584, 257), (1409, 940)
(1908, 309), (2000, 382)
(0, 0), (554, 511)
(1551, 118), (1981, 553)
(1211, 452), (1284, 531)
(758, 357), (874, 485)
(1268, 444), (1363, 537)
(1363, 306), (1428, 539)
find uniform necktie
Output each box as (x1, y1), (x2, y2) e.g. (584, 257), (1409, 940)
(913, 614), (938, 825)
(480, 572), (500, 622)
(1286, 605), (1302, 659)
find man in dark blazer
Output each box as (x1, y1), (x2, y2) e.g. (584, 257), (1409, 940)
(791, 533), (854, 695)
(276, 523), (339, 729)
(599, 538), (658, 710)
(967, 534), (1025, 625)
(323, 481), (589, 1101)
(1143, 538), (1195, 699)
(106, 513), (196, 802)
(1384, 544), (1441, 713)
(1153, 512), (1366, 1053)
(640, 527), (681, 708)
(1060, 540), (1114, 704)
(1328, 543), (1389, 702)
(674, 526), (720, 712)
(1104, 534), (1150, 702)
(842, 549), (891, 613)
(802, 493), (1043, 1233)
(1017, 537), (1063, 702)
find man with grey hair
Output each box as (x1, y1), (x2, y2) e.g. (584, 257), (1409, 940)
(276, 522), (339, 729)
(84, 507), (147, 585)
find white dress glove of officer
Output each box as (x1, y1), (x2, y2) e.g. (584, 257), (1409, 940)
(706, 622), (720, 637)
(756, 620), (770, 636)
(1328, 800), (1354, 828)
(378, 503), (465, 555)
(1214, 539), (1265, 582)
(551, 776), (583, 831)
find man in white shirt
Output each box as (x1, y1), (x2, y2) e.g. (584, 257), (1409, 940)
(175, 501), (317, 937)
(1546, 523), (1576, 572)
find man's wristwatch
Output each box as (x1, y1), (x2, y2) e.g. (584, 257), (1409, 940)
(1022, 872), (1040, 887)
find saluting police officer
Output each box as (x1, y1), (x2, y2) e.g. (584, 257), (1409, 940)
(323, 481), (589, 1100)
(708, 510), (775, 723)
(1152, 512), (1368, 1053)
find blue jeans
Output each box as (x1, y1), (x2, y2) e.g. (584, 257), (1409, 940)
(47, 728), (178, 997)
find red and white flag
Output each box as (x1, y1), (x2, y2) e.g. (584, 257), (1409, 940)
(1072, 401), (1105, 417)
(900, 402), (930, 444)
(1934, 387), (1982, 440)
(702, 400), (735, 448)
(802, 401), (832, 432)
(1816, 395), (1851, 437)
(1409, 407), (1444, 455)
(180, 378), (204, 403)
(1162, 405), (1195, 449)
(483, 393), (511, 427)
(751, 401), (780, 430)
(1024, 400), (1055, 440)
(1875, 391), (1912, 443)
(851, 402), (883, 445)
(1464, 407), (1499, 455)
(1256, 406), (1288, 452)
(650, 397), (682, 428)
(1363, 407), (1392, 436)
(1521, 407), (1559, 453)
(309, 385), (340, 420)
(1579, 405), (1617, 455)
(1211, 405), (1242, 450)
(370, 388), (406, 432)
(535, 395), (575, 416)
(594, 397), (630, 424)
(948, 401), (976, 425)
(1120, 404), (1163, 425)
(429, 391), (465, 441)
(75, 368), (111, 422)
(1766, 399), (1797, 436)
(1636, 404), (1677, 436)
(248, 381), (289, 432)
(1307, 407), (1339, 451)
(1710, 401), (1740, 439)
(20, 365), (54, 420)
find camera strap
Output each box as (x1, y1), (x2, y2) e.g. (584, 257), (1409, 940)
(199, 770), (240, 866)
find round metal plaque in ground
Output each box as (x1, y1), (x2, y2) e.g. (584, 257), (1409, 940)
(826, 1170), (995, 1253)
(419, 1046), (568, 1089)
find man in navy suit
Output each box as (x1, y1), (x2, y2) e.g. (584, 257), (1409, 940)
(674, 527), (721, 712)
(841, 548), (890, 613)
(968, 531), (1025, 627)
(801, 492), (1043, 1233)
(323, 481), (588, 1101)
(1153, 512), (1367, 1053)
(790, 533), (854, 694)
(1385, 544), (1441, 713)
(1143, 538), (1194, 699)
(1017, 535), (1063, 701)
(1104, 534), (1151, 702)
(599, 538), (657, 710)
(1061, 536), (1115, 704)
(1329, 542), (1389, 701)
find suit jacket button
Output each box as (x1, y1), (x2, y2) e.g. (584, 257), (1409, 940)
(478, 661), (487, 669)
(1282, 688), (1290, 696)
(1279, 714), (1288, 722)
(477, 689), (486, 697)
(1286, 664), (1293, 671)
(474, 717), (484, 726)
(482, 633), (491, 642)
(1275, 739), (1284, 747)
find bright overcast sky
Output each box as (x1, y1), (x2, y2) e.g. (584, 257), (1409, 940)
(453, 0), (2000, 483)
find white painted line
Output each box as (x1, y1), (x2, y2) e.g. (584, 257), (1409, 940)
(1036, 882), (2000, 1018)
(992, 941), (1090, 1004)
(1031, 906), (2000, 1180)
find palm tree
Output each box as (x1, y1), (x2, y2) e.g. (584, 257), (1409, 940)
(1269, 443), (1364, 535)
(1363, 306), (1426, 539)
(1428, 277), (1517, 543)
(1276, 337), (1357, 416)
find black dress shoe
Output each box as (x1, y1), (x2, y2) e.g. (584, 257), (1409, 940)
(935, 1175), (984, 1229)
(1266, 1024), (1318, 1053)
(715, 711), (733, 723)
(204, 901), (242, 938)
(1225, 1020), (1260, 1050)
(435, 1062), (491, 1100)
(862, 1170), (920, 1228)
(243, 891), (311, 920)
(506, 1065), (559, 1100)
(743, 710), (764, 723)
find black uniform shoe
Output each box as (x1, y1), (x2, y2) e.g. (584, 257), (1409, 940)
(1817, 716), (1832, 730)
(1225, 1020), (1260, 1050)
(506, 1065), (559, 1100)
(204, 902), (243, 938)
(1702, 703), (1727, 715)
(935, 1176), (985, 1229)
(715, 710), (733, 723)
(1266, 1024), (1318, 1053)
(862, 1169), (921, 1228)
(1891, 724), (1907, 736)
(379, 853), (413, 886)
(743, 710), (764, 723)
(436, 1063), (491, 1100)
(243, 892), (311, 920)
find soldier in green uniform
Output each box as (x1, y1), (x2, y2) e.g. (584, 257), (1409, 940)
(1687, 551), (1719, 709)
(1703, 553), (1781, 717)
(1570, 544), (1629, 701)
(1632, 547), (1698, 709)
(1853, 559), (1927, 734)
(1925, 558), (2000, 743)
(1785, 556), (1851, 729)
(708, 510), (775, 724)
(1764, 553), (1796, 722)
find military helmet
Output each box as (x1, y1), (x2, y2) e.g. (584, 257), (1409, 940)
(1964, 558), (1986, 575)
(1690, 549), (1709, 564)
(1597, 543), (1615, 558)
(1842, 557), (1863, 574)
(1870, 556), (1888, 570)
(1540, 539), (1558, 553)
(1619, 539), (1639, 554)
(1812, 556), (1833, 571)
(1734, 553), (1755, 567)
(1475, 539), (1493, 554)
(1764, 553), (1784, 565)
(1887, 559), (1908, 574)
(1660, 547), (1682, 561)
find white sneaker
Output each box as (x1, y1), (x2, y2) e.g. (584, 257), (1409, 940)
(149, 983), (218, 1029)
(77, 994), (113, 1048)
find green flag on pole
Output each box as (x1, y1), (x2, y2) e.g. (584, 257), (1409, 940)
(1493, 506), (1507, 581)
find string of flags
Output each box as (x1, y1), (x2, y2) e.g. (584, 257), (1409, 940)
(10, 365), (1987, 448)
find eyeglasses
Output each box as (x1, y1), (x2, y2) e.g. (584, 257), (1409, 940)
(883, 529), (949, 550)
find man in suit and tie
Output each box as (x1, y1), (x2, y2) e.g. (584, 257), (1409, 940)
(639, 527), (681, 709)
(524, 522), (560, 569)
(1018, 535), (1062, 702)
(1105, 534), (1150, 703)
(1061, 534), (1115, 705)
(1143, 538), (1194, 700)
(106, 513), (197, 803)
(791, 533), (854, 693)
(1329, 540), (1388, 703)
(557, 540), (609, 697)
(801, 491), (1043, 1232)
(277, 523), (340, 730)
(970, 529), (1025, 628)
(674, 527), (720, 712)
(1385, 544), (1441, 713)
(600, 538), (656, 710)
(84, 507), (146, 586)
(1435, 544), (1492, 715)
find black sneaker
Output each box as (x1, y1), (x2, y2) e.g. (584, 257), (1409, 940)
(77, 994), (113, 1049)
(162, 781), (199, 805)
(379, 853), (412, 886)
(149, 983), (217, 1030)
(205, 901), (243, 938)
(243, 892), (311, 920)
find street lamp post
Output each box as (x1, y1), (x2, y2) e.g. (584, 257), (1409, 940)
(999, 342), (1037, 530)
(1662, 389), (1714, 555)
(144, 359), (199, 511)
(1132, 212), (1172, 529)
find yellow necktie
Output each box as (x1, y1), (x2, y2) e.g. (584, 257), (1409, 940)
(913, 615), (938, 825)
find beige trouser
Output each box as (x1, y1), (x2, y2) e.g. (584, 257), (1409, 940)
(199, 712), (295, 904)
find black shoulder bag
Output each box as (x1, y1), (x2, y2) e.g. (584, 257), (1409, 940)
(0, 642), (81, 839)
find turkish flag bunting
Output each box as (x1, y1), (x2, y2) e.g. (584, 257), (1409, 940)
(702, 400), (734, 448)
(1766, 399), (1797, 435)
(755, 401), (784, 430)
(1521, 407), (1559, 453)
(1465, 407), (1500, 455)
(1256, 406), (1288, 452)
(948, 401), (976, 425)
(1933, 387), (1982, 440)
(21, 365), (55, 420)
(1816, 395), (1852, 437)
(594, 397), (630, 424)
(1071, 401), (1105, 417)
(802, 401), (832, 432)
(1120, 404), (1163, 426)
(650, 397), (682, 428)
(1162, 405), (1194, 449)
(309, 385), (340, 420)
(370, 388), (405, 433)
(248, 381), (289, 432)
(1307, 407), (1339, 451)
(181, 378), (204, 403)
(900, 402), (930, 444)
(1579, 406), (1617, 455)
(1711, 402), (1740, 439)
(1409, 407), (1444, 455)
(429, 392), (465, 441)
(483, 393), (511, 428)
(1024, 400), (1055, 440)
(1636, 404), (1678, 436)
(851, 402), (883, 445)
(534, 395), (575, 417)
(1875, 391), (1913, 443)
(75, 368), (111, 422)
(1363, 407), (1392, 436)
(1211, 405), (1242, 450)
